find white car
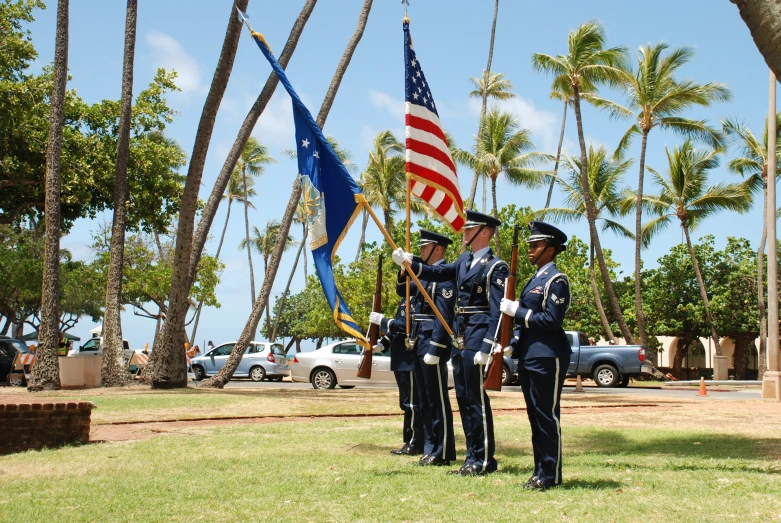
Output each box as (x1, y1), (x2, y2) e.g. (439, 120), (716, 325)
(70, 336), (135, 361)
(291, 339), (455, 390)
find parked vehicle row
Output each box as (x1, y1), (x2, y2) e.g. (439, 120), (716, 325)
(190, 342), (289, 382)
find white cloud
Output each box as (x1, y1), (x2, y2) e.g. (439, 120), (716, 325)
(368, 89), (405, 118)
(145, 30), (204, 95)
(469, 96), (562, 154)
(252, 90), (296, 149)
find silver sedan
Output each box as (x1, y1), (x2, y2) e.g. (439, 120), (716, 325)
(291, 339), (455, 390)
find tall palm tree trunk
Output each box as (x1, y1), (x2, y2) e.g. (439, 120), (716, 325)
(491, 175), (501, 258)
(356, 210), (367, 262)
(633, 129), (650, 346)
(101, 0), (137, 387)
(757, 178), (768, 377)
(188, 0), (317, 290)
(589, 243), (616, 343)
(572, 85), (636, 344)
(468, 0), (500, 209)
(681, 222), (722, 355)
(29, 0), (69, 391)
(200, 0), (374, 389)
(383, 208), (393, 236)
(243, 171), (256, 304)
(482, 175), (487, 212)
(190, 200), (233, 344)
(271, 226), (308, 342)
(545, 101), (568, 208)
(153, 0), (249, 389)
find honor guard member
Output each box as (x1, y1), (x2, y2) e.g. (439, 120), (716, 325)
(502, 221), (571, 490)
(392, 210), (508, 476)
(404, 230), (457, 466)
(370, 296), (425, 456)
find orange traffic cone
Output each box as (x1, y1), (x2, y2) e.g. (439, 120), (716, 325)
(697, 377), (708, 397)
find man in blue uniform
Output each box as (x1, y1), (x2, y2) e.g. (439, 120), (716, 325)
(392, 210), (508, 476)
(404, 230), (457, 466)
(501, 221), (571, 490)
(371, 298), (425, 456)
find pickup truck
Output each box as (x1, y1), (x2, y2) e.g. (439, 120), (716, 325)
(503, 330), (658, 387)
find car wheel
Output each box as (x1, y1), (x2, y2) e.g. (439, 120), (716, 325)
(249, 366), (266, 382)
(311, 368), (336, 390)
(8, 375), (25, 387)
(192, 365), (206, 381)
(618, 376), (630, 388)
(501, 364), (512, 386)
(339, 385), (355, 389)
(593, 364), (619, 387)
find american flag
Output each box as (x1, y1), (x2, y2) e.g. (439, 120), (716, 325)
(403, 20), (465, 232)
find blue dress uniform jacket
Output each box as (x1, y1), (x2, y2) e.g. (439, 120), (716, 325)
(379, 301), (416, 372)
(410, 249), (508, 473)
(509, 261), (571, 487)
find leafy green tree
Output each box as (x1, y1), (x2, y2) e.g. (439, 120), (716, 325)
(640, 140), (753, 357)
(359, 130), (407, 235)
(536, 145), (634, 342)
(532, 20), (635, 343)
(596, 42), (730, 346)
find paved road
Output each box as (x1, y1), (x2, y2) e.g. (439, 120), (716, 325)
(221, 378), (761, 400)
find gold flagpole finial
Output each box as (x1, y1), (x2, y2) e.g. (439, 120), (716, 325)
(236, 7), (274, 54)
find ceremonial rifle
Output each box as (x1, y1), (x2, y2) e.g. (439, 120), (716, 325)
(484, 223), (519, 391)
(357, 255), (383, 379)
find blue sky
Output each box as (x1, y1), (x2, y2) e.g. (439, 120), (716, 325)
(25, 1), (773, 350)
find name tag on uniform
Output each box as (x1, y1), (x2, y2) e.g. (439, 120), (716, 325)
(530, 286), (543, 294)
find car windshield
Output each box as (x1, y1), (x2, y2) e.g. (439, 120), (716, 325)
(0, 340), (28, 354)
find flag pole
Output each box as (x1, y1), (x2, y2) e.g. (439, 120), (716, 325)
(405, 177), (411, 343)
(361, 199), (454, 337)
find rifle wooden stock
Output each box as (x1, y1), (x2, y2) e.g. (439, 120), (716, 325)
(484, 223), (520, 391)
(358, 255), (383, 379)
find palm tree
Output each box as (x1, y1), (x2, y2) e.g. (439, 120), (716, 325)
(101, 0), (137, 387)
(536, 145), (633, 343)
(29, 0), (69, 391)
(453, 108), (549, 257)
(594, 43), (731, 346)
(467, 0), (502, 210)
(722, 114), (781, 377)
(190, 171), (252, 343)
(235, 137), (276, 305)
(360, 130), (407, 234)
(239, 220), (295, 328)
(531, 20), (635, 343)
(732, 1), (781, 79)
(640, 140), (753, 358)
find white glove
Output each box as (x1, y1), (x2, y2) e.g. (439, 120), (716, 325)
(490, 342), (503, 355)
(423, 354), (440, 365)
(500, 298), (519, 317)
(371, 343), (384, 353)
(473, 351), (491, 366)
(503, 345), (513, 357)
(391, 248), (413, 266)
(369, 312), (384, 325)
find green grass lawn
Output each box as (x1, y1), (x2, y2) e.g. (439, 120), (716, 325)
(1, 396), (779, 522)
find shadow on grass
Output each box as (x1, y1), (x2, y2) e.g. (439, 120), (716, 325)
(557, 478), (622, 490)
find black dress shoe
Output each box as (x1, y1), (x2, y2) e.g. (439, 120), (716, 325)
(426, 456), (451, 467)
(527, 477), (551, 491)
(522, 475), (538, 489)
(401, 445), (424, 456)
(417, 454), (432, 465)
(461, 463), (497, 476)
(390, 443), (410, 455)
(448, 462), (469, 475)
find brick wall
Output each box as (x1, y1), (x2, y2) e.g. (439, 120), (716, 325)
(0, 402), (95, 454)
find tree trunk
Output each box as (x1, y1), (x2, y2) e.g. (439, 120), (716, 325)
(316, 337), (324, 349)
(732, 333), (754, 380)
(545, 101), (567, 209)
(199, 0), (374, 389)
(467, 0), (500, 210)
(243, 178), (256, 304)
(271, 226), (308, 342)
(190, 200), (232, 343)
(295, 338), (301, 354)
(187, 1), (317, 294)
(589, 242), (616, 343)
(482, 175), (487, 213)
(491, 174), (501, 258)
(758, 177), (768, 378)
(0, 316), (10, 336)
(633, 128), (650, 347)
(153, 0), (249, 389)
(682, 222), (722, 355)
(101, 0), (137, 387)
(572, 85), (635, 344)
(731, 0), (781, 79)
(672, 337), (691, 375)
(263, 257), (270, 330)
(356, 210), (368, 262)
(384, 208), (393, 237)
(29, 0), (68, 391)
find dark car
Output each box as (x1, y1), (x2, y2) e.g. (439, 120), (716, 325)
(0, 337), (30, 384)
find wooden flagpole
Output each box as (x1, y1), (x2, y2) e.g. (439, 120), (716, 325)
(361, 199), (454, 337)
(405, 177), (411, 340)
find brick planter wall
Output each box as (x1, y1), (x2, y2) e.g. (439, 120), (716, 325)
(0, 402), (95, 454)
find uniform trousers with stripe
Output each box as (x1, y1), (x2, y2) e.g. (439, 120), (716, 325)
(519, 355), (569, 485)
(418, 355), (456, 461)
(453, 349), (496, 471)
(394, 364), (426, 450)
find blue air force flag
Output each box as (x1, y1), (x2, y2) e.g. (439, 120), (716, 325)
(251, 31), (367, 345)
